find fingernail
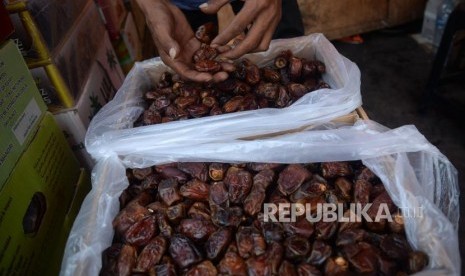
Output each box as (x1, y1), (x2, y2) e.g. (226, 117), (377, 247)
(210, 43), (219, 48)
(199, 3), (208, 8)
(169, 48), (176, 59)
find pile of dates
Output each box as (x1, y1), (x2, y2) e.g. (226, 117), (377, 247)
(101, 161), (429, 275)
(135, 48), (330, 127)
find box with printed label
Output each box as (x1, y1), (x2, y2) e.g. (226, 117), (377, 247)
(0, 40), (46, 186)
(53, 32), (125, 169)
(0, 112), (81, 276)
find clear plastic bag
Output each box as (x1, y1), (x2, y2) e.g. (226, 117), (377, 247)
(61, 120), (460, 275)
(85, 34), (362, 159)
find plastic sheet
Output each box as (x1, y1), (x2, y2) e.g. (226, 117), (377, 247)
(61, 120), (460, 275)
(86, 34), (363, 159)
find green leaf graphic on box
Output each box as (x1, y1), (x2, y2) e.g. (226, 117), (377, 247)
(89, 94), (102, 122)
(106, 48), (118, 70)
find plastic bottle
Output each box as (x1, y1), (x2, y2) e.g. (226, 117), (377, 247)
(433, 0), (456, 47)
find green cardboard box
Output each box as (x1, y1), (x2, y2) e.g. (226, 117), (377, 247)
(45, 168), (91, 276)
(0, 112), (81, 276)
(0, 40), (47, 186)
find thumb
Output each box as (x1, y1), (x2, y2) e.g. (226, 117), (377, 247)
(199, 0), (230, 14)
(157, 33), (181, 59)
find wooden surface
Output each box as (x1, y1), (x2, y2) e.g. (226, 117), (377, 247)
(387, 0), (426, 25)
(297, 0), (426, 40)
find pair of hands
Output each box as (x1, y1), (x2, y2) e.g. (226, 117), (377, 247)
(137, 0), (282, 82)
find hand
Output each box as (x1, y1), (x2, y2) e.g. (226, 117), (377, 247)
(137, 0), (231, 82)
(200, 0), (282, 59)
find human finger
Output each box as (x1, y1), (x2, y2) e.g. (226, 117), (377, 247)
(210, 2), (260, 46)
(199, 0), (230, 14)
(212, 71), (229, 82)
(219, 13), (272, 59)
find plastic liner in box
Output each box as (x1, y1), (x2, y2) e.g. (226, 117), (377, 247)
(85, 34), (363, 157)
(62, 120), (460, 276)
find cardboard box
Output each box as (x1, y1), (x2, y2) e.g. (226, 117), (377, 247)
(52, 1), (107, 100)
(0, 112), (81, 275)
(297, 0), (425, 39)
(122, 12), (142, 62)
(5, 0), (90, 51)
(45, 168), (91, 276)
(0, 3), (14, 44)
(96, 0), (127, 40)
(0, 40), (46, 186)
(53, 32), (125, 169)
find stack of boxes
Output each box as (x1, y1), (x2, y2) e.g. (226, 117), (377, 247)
(0, 40), (90, 275)
(96, 0), (145, 73)
(7, 0), (125, 169)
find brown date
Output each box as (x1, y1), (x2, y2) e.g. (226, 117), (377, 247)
(283, 216), (314, 238)
(223, 96), (244, 113)
(135, 236), (167, 272)
(278, 164), (312, 195)
(116, 244), (137, 276)
(276, 85), (291, 108)
(261, 67), (281, 83)
(142, 109), (162, 125)
(195, 60), (221, 73)
(408, 251), (429, 274)
(179, 218), (216, 242)
(297, 263), (322, 276)
(157, 166), (188, 183)
(180, 179), (210, 201)
(236, 226), (266, 258)
(132, 167), (152, 180)
(124, 215), (157, 247)
(218, 244), (247, 275)
(193, 44), (218, 63)
(177, 162), (209, 182)
(246, 255), (270, 276)
(208, 163), (228, 181)
(185, 260), (218, 276)
(188, 202), (211, 221)
(168, 235), (203, 269)
(244, 169), (275, 216)
(321, 161), (352, 178)
(289, 56), (303, 81)
(186, 104), (210, 118)
(255, 82), (279, 101)
(287, 82), (308, 99)
(307, 240), (332, 266)
(285, 235), (310, 261)
(279, 260), (298, 276)
(166, 203), (186, 224)
(205, 227), (233, 260)
(274, 50), (292, 69)
(154, 257), (177, 276)
(265, 242), (283, 275)
(195, 22), (218, 44)
(325, 256), (349, 276)
(158, 179), (182, 206)
(113, 203), (150, 237)
(224, 167), (253, 204)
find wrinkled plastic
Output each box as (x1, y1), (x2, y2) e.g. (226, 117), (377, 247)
(61, 120), (460, 276)
(86, 34), (362, 159)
